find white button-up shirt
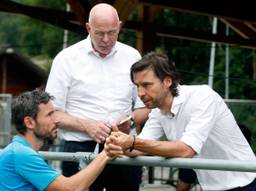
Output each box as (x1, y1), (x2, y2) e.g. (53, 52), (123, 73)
(46, 36), (143, 141)
(139, 85), (256, 190)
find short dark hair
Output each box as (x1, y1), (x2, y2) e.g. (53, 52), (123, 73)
(12, 89), (53, 134)
(130, 51), (180, 97)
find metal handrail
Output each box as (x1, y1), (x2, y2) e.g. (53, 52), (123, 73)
(35, 151), (256, 172)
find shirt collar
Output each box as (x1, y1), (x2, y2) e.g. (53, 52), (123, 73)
(85, 35), (117, 58)
(170, 85), (185, 116)
(160, 85), (184, 118)
(12, 135), (32, 148)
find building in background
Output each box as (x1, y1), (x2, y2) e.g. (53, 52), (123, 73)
(0, 47), (47, 147)
(0, 47), (47, 95)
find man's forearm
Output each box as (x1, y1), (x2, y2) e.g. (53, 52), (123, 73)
(132, 107), (150, 127)
(125, 149), (145, 157)
(49, 151), (110, 191)
(54, 110), (89, 133)
(132, 138), (195, 158)
(71, 151), (110, 189)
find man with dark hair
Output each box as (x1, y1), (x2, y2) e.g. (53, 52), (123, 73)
(106, 52), (256, 191)
(0, 89), (112, 191)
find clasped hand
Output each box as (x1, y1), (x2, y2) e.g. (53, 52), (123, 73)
(104, 124), (133, 158)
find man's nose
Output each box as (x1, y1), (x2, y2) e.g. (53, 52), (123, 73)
(102, 33), (109, 42)
(137, 86), (145, 97)
(51, 114), (59, 125)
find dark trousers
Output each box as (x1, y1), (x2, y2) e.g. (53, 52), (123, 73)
(178, 168), (197, 184)
(62, 141), (142, 191)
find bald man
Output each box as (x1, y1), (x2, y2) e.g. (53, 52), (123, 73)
(46, 3), (150, 191)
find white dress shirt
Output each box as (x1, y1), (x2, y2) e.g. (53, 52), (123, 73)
(139, 85), (256, 190)
(46, 36), (144, 141)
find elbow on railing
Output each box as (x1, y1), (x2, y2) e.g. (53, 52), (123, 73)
(178, 149), (196, 158)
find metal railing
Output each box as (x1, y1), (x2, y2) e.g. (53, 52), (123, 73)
(37, 151), (256, 172)
(0, 94), (12, 147)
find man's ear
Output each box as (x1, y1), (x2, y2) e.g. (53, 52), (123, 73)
(85, 22), (90, 33)
(164, 76), (172, 88)
(23, 116), (35, 130)
(119, 21), (123, 31)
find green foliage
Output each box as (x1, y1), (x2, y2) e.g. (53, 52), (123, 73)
(0, 14), (22, 47)
(154, 10), (256, 147)
(18, 0), (66, 9)
(119, 30), (137, 48)
(0, 0), (82, 59)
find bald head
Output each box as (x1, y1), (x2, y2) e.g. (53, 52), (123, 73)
(88, 3), (120, 25)
(86, 3), (121, 58)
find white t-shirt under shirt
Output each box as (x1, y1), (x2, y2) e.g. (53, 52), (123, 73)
(139, 85), (256, 190)
(46, 36), (144, 141)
